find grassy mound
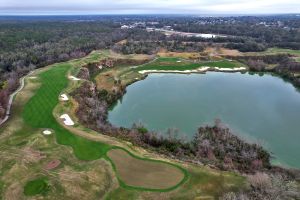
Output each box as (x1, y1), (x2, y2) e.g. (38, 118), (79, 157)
(24, 177), (49, 196)
(107, 148), (187, 191)
(22, 63), (110, 160)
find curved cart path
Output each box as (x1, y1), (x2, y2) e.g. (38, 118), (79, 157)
(0, 71), (34, 126)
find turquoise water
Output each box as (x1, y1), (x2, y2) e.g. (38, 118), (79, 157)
(108, 72), (300, 168)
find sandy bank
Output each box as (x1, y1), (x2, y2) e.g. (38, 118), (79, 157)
(138, 67), (246, 74)
(214, 67), (246, 71)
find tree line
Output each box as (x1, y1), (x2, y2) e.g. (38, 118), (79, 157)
(0, 20), (131, 120)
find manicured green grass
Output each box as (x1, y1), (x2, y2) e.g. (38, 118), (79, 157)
(24, 177), (49, 196)
(137, 57), (243, 71)
(22, 63), (110, 160)
(199, 60), (243, 68)
(157, 57), (181, 62)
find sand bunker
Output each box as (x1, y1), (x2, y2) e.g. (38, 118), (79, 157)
(43, 130), (52, 135)
(28, 76), (37, 79)
(60, 114), (75, 126)
(69, 76), (80, 81)
(214, 67), (246, 71)
(60, 94), (69, 101)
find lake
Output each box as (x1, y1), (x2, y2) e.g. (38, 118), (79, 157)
(108, 72), (300, 168)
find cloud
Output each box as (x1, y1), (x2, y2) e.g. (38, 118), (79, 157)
(0, 0), (299, 15)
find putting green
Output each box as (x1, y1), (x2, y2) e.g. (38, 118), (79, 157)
(107, 148), (187, 191)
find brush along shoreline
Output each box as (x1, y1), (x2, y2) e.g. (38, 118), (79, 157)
(138, 67), (247, 74)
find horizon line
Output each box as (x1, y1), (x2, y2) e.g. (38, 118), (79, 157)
(0, 13), (299, 17)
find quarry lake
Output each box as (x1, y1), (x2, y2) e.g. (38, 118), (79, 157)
(108, 72), (300, 168)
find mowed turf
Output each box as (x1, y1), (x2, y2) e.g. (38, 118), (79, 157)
(22, 63), (110, 160)
(137, 57), (243, 71)
(24, 177), (49, 196)
(107, 148), (186, 190)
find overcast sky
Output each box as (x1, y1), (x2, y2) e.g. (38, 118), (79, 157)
(0, 0), (299, 15)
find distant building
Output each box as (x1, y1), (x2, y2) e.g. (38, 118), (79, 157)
(163, 26), (173, 30)
(148, 22), (159, 25)
(121, 25), (130, 29)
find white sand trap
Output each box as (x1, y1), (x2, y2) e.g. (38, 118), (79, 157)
(214, 67), (246, 71)
(60, 94), (69, 101)
(69, 76), (80, 81)
(176, 60), (182, 63)
(60, 114), (75, 126)
(198, 67), (210, 72)
(28, 76), (37, 79)
(43, 130), (52, 135)
(139, 67), (211, 74)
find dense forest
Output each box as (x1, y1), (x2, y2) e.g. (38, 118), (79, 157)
(0, 20), (129, 119)
(150, 15), (300, 50)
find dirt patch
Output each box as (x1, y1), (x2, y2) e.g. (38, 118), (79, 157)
(95, 70), (120, 92)
(44, 160), (61, 170)
(204, 47), (242, 57)
(158, 51), (202, 60)
(107, 148), (184, 190)
(21, 147), (46, 163)
(108, 50), (152, 60)
(219, 48), (242, 56)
